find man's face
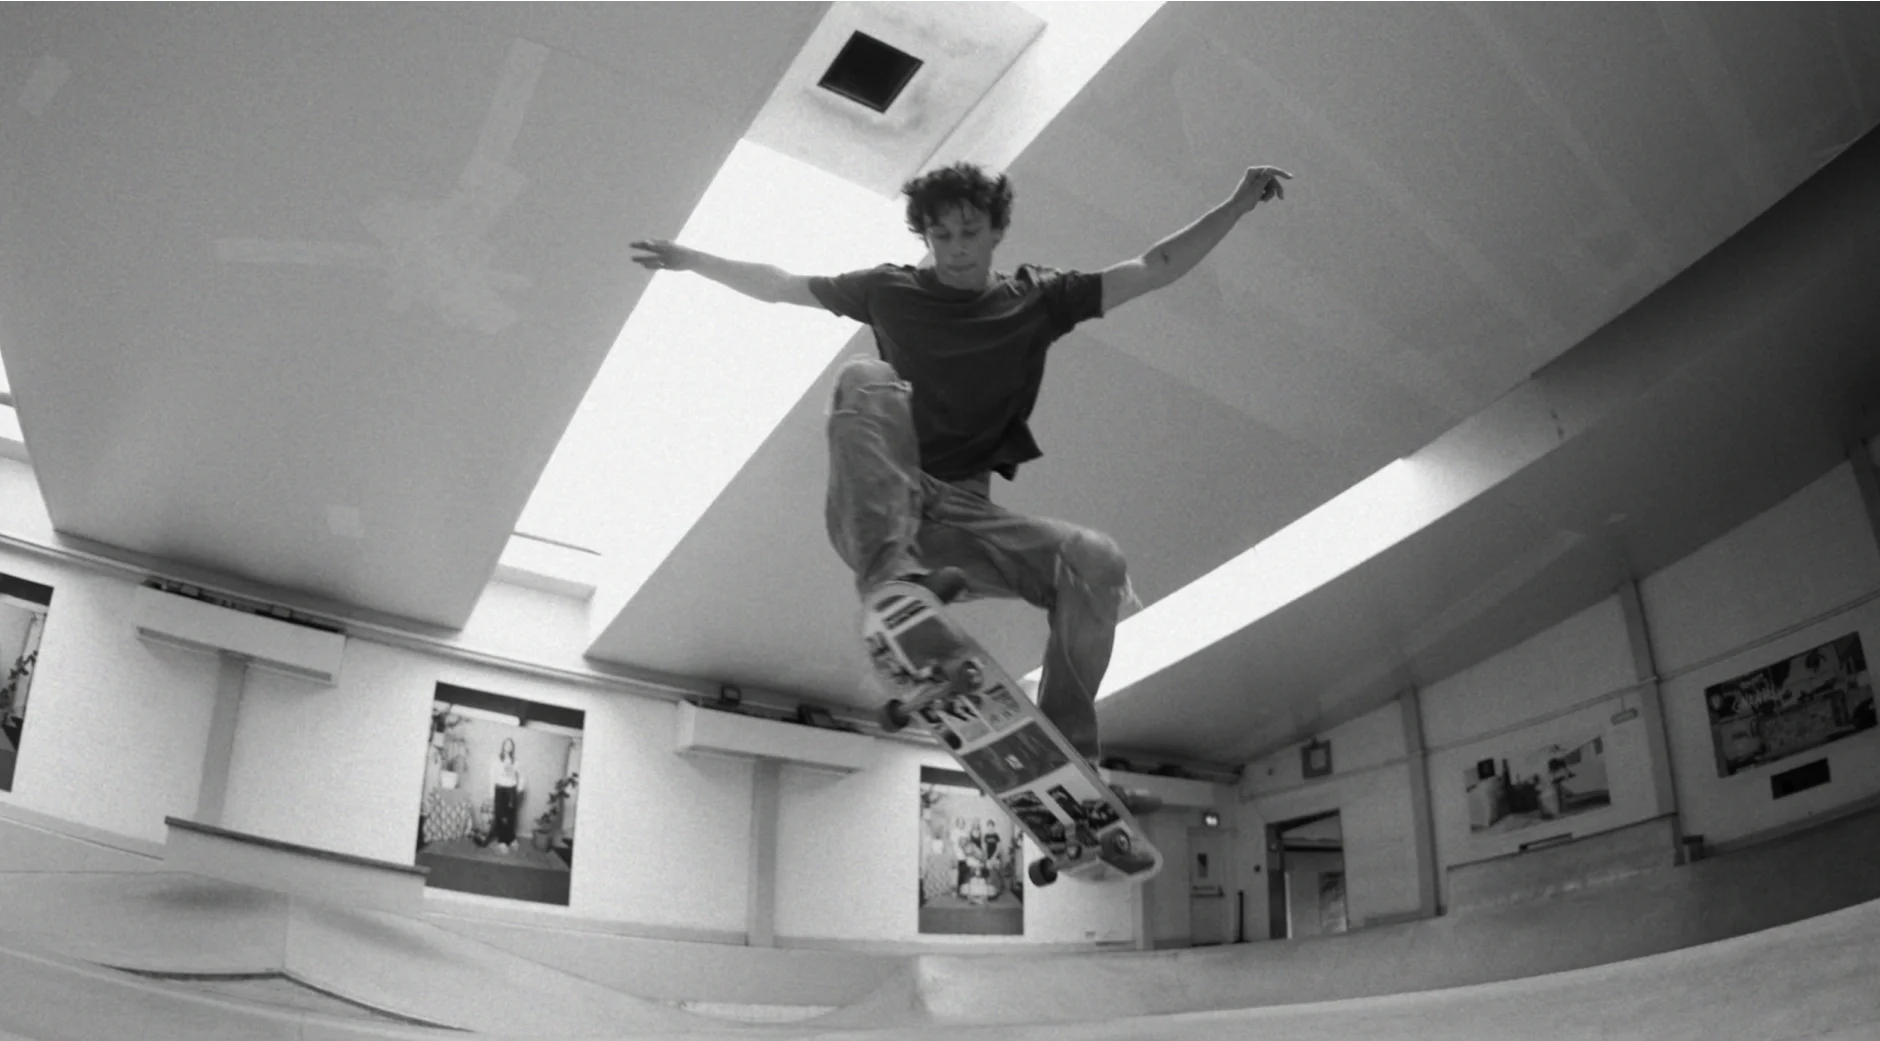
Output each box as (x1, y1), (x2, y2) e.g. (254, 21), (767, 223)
(923, 203), (1003, 290)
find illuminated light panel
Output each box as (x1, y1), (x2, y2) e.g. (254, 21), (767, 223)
(1082, 457), (1484, 699)
(1068, 381), (1572, 698)
(515, 139), (921, 605)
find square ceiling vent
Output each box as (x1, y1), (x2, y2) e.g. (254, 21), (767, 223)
(817, 31), (922, 112)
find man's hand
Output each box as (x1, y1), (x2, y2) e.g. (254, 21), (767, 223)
(1229, 166), (1292, 215)
(629, 239), (700, 272)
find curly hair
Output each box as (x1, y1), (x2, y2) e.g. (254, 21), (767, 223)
(901, 162), (1014, 237)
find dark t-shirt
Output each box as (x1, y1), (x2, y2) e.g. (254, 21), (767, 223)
(808, 263), (1104, 481)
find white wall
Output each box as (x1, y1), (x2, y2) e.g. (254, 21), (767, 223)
(1418, 597), (1637, 748)
(1232, 462), (1880, 932)
(25, 453), (1869, 946)
(774, 741), (1134, 946)
(1237, 705), (1418, 939)
(1283, 849), (1345, 939)
(1641, 463), (1880, 847)
(1143, 810), (1193, 946)
(1639, 464), (1880, 676)
(220, 646), (425, 862)
(0, 480), (1130, 945)
(1420, 595), (1668, 886)
(0, 548), (220, 842)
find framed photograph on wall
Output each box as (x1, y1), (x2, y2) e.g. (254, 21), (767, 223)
(919, 766), (1023, 936)
(0, 572), (55, 793)
(415, 682), (584, 905)
(1704, 632), (1875, 778)
(1301, 738), (1333, 779)
(1461, 726), (1612, 837)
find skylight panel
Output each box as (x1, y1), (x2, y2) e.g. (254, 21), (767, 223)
(506, 1), (1167, 628)
(516, 139), (920, 604)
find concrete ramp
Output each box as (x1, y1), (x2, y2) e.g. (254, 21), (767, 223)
(0, 894), (1872, 1040)
(835, 807), (1880, 1028)
(0, 871), (768, 1036)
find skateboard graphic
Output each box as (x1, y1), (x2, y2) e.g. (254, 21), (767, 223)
(862, 581), (1162, 887)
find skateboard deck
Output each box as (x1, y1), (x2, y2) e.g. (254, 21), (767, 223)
(862, 580), (1162, 887)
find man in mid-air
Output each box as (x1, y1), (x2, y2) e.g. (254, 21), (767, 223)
(632, 161), (1290, 803)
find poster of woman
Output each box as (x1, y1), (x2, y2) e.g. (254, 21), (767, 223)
(416, 682), (583, 905)
(919, 767), (1022, 936)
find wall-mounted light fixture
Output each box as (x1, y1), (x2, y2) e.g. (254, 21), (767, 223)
(1302, 737), (1333, 779)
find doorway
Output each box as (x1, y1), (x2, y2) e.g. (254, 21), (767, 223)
(1265, 810), (1346, 939)
(1187, 825), (1234, 946)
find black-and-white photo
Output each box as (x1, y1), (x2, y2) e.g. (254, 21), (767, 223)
(0, 573), (53, 792)
(919, 767), (1021, 936)
(417, 683), (583, 905)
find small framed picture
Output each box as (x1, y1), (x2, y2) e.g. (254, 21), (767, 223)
(1302, 738), (1333, 779)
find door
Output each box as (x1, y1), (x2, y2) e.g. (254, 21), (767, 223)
(1267, 830), (1289, 939)
(1188, 827), (1231, 945)
(1267, 809), (1342, 940)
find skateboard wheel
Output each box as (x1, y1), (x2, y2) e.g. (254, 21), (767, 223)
(1102, 831), (1133, 857)
(1028, 859), (1059, 888)
(879, 699), (911, 733)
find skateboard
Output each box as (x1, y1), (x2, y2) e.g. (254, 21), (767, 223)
(862, 580), (1162, 887)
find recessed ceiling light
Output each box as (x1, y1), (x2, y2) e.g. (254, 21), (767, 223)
(817, 31), (922, 113)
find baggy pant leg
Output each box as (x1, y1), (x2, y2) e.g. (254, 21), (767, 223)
(916, 484), (1134, 761)
(824, 356), (926, 595)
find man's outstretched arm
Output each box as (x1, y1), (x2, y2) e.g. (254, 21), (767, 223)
(629, 240), (823, 308)
(1099, 165), (1291, 314)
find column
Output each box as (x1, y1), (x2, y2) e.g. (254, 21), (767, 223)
(1399, 687), (1441, 917)
(1846, 437), (1880, 553)
(195, 652), (249, 826)
(747, 757), (781, 946)
(1618, 579), (1684, 845)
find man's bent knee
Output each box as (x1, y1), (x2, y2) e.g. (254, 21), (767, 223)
(1059, 529), (1130, 607)
(830, 357), (905, 412)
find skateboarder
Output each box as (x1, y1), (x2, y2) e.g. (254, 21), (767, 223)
(632, 161), (1290, 798)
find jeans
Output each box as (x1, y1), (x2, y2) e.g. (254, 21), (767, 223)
(825, 356), (1134, 761)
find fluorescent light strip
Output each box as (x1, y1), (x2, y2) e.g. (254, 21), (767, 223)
(516, 139), (920, 605)
(1086, 387), (1565, 698)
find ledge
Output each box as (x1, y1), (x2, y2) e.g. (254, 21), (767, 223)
(1102, 768), (1221, 809)
(1446, 813), (1679, 913)
(674, 701), (878, 773)
(163, 817), (427, 914)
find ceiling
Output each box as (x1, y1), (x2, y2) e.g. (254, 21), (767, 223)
(4, 5), (1879, 766)
(0, 2), (827, 626)
(592, 5), (1880, 759)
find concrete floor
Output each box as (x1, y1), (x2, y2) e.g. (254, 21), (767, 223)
(1, 809), (1877, 1039)
(0, 865), (1873, 1040)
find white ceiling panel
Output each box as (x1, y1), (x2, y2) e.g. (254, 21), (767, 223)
(0, 3), (826, 627)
